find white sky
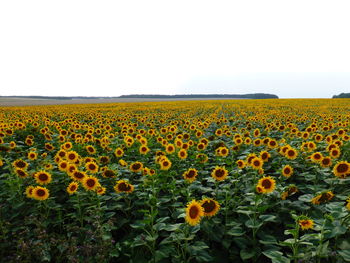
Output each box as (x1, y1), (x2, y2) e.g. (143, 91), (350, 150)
(1, 0), (350, 98)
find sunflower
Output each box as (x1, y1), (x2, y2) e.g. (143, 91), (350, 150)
(251, 157), (263, 170)
(165, 144), (175, 154)
(67, 181), (79, 195)
(298, 218), (314, 230)
(130, 161), (144, 173)
(119, 159), (127, 167)
(71, 170), (87, 182)
(139, 145), (150, 155)
(15, 168), (29, 178)
(329, 148), (341, 159)
(268, 139), (278, 149)
(85, 161), (99, 174)
(260, 151), (270, 162)
(102, 169), (116, 178)
(201, 198), (220, 217)
(160, 158), (172, 170)
(311, 191), (334, 205)
(85, 145), (96, 154)
(178, 149), (188, 160)
(114, 147), (124, 158)
(185, 200), (204, 226)
(65, 163), (76, 175)
(27, 151), (38, 161)
(56, 150), (67, 159)
(182, 168), (198, 183)
(197, 143), (206, 151)
(320, 157), (332, 168)
(282, 165), (293, 178)
(211, 166), (228, 181)
(257, 176), (276, 194)
(34, 171), (52, 185)
(236, 159), (246, 169)
(25, 186), (35, 198)
(32, 186), (49, 201)
(66, 150), (79, 163)
(253, 138), (262, 147)
(58, 160), (69, 172)
(12, 159), (29, 170)
(216, 146), (229, 157)
(114, 180), (134, 193)
(285, 148), (298, 160)
(310, 152), (323, 163)
(333, 161), (350, 178)
(82, 176), (99, 191)
(96, 186), (106, 195)
(62, 141), (73, 151)
(99, 156), (110, 165)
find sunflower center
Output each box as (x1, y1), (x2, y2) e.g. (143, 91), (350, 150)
(118, 182), (129, 191)
(215, 169), (225, 177)
(261, 179), (272, 189)
(86, 179), (96, 187)
(287, 150), (295, 157)
(284, 168), (291, 174)
(89, 164), (96, 170)
(187, 170), (196, 178)
(133, 163), (141, 170)
(38, 173), (48, 181)
(104, 170), (115, 177)
(74, 172), (84, 179)
(202, 200), (215, 213)
(37, 189), (46, 197)
(189, 206), (199, 219)
(253, 160), (260, 167)
(70, 185), (77, 191)
(17, 161), (26, 168)
(68, 154), (75, 160)
(337, 163), (348, 173)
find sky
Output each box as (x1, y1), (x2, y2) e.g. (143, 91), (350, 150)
(1, 0), (350, 99)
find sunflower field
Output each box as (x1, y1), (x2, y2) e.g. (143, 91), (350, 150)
(1, 99), (350, 262)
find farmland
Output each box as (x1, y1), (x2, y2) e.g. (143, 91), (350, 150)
(1, 99), (350, 262)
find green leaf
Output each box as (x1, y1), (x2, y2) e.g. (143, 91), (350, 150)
(259, 214), (277, 222)
(339, 250), (350, 262)
(240, 249), (256, 260)
(227, 225), (245, 236)
(262, 250), (290, 263)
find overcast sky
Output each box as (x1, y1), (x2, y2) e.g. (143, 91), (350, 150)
(1, 1), (350, 98)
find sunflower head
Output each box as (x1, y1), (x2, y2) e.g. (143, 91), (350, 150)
(201, 198), (220, 217)
(183, 168), (198, 183)
(333, 161), (350, 178)
(185, 200), (204, 226)
(34, 171), (52, 185)
(32, 186), (50, 201)
(282, 165), (294, 178)
(211, 166), (228, 181)
(130, 161), (144, 173)
(67, 182), (79, 195)
(257, 176), (276, 194)
(114, 180), (134, 193)
(298, 217), (314, 230)
(82, 176), (99, 191)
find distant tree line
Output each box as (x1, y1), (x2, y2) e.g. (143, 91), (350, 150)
(119, 93), (279, 99)
(333, 93), (350, 98)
